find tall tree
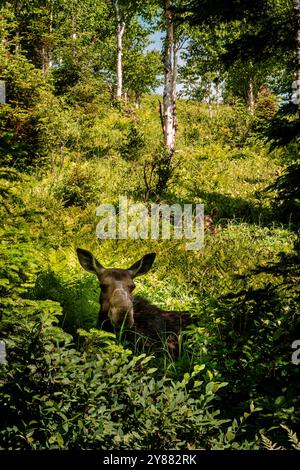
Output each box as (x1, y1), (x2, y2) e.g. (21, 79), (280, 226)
(111, 0), (150, 101)
(180, 23), (227, 114)
(124, 49), (162, 107)
(179, 0), (296, 110)
(293, 0), (300, 114)
(114, 0), (125, 100)
(161, 0), (177, 154)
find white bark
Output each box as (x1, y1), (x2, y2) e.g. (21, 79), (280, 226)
(208, 82), (213, 119)
(48, 0), (54, 69)
(216, 79), (220, 114)
(248, 78), (255, 115)
(208, 99), (213, 119)
(71, 3), (77, 60)
(42, 0), (54, 73)
(163, 0), (177, 153)
(14, 2), (20, 54)
(293, 0), (300, 112)
(115, 0), (125, 101)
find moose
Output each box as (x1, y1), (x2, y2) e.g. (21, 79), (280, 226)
(76, 248), (191, 353)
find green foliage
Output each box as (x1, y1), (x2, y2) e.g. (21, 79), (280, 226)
(124, 49), (163, 102)
(181, 102), (255, 148)
(184, 246), (300, 432)
(30, 268), (99, 335)
(120, 121), (146, 161)
(0, 263), (230, 449)
(0, 167), (23, 212)
(261, 425), (300, 450)
(0, 0), (299, 448)
(254, 86), (278, 122)
(51, 163), (101, 208)
(0, 51), (49, 170)
(265, 162), (300, 225)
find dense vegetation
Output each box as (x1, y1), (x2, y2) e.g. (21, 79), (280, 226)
(1, 0), (300, 451)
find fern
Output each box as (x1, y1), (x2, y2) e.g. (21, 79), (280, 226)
(261, 426), (300, 450)
(261, 433), (284, 450)
(281, 425), (300, 450)
(0, 167), (23, 211)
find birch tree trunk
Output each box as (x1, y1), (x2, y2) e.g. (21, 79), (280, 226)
(152, 0), (178, 197)
(247, 78), (255, 115)
(71, 18), (77, 60)
(216, 78), (220, 114)
(293, 0), (300, 114)
(14, 1), (20, 54)
(48, 0), (54, 69)
(162, 0), (177, 155)
(114, 0), (125, 101)
(208, 82), (213, 119)
(42, 0), (54, 73)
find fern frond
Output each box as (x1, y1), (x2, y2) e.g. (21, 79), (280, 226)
(281, 425), (300, 450)
(0, 167), (22, 181)
(261, 433), (284, 450)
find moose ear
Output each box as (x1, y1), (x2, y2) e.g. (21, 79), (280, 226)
(128, 253), (156, 278)
(76, 248), (105, 275)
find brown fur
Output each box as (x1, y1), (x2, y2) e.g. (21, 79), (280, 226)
(204, 208), (218, 234)
(76, 248), (191, 353)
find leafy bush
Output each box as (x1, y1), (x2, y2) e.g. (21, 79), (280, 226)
(184, 246), (300, 435)
(120, 122), (145, 161)
(0, 232), (258, 450)
(254, 86), (278, 122)
(30, 268), (99, 335)
(0, 48), (50, 170)
(51, 163), (101, 208)
(265, 162), (300, 225)
(180, 103), (255, 148)
(0, 295), (231, 450)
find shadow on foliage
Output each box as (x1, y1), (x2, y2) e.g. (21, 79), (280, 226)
(191, 188), (274, 225)
(263, 163), (300, 228)
(204, 239), (300, 430)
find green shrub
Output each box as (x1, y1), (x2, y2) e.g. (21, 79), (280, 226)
(185, 247), (300, 435)
(120, 122), (145, 161)
(30, 269), (99, 335)
(0, 48), (50, 170)
(0, 231), (250, 450)
(51, 163), (100, 208)
(254, 86), (278, 122)
(265, 162), (300, 226)
(0, 299), (232, 450)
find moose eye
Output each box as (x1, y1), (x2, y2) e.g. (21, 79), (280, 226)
(129, 284), (135, 292)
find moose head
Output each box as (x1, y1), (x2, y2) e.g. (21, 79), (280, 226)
(76, 248), (156, 328)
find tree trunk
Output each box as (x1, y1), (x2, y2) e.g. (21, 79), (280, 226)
(162, 0), (177, 154)
(247, 78), (255, 115)
(216, 78), (220, 114)
(48, 0), (54, 69)
(114, 0), (125, 101)
(135, 92), (141, 109)
(293, 0), (300, 114)
(71, 3), (78, 61)
(208, 83), (213, 119)
(14, 1), (20, 54)
(208, 99), (213, 119)
(153, 0), (178, 197)
(42, 0), (54, 73)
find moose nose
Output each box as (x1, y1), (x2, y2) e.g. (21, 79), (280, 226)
(109, 288), (134, 327)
